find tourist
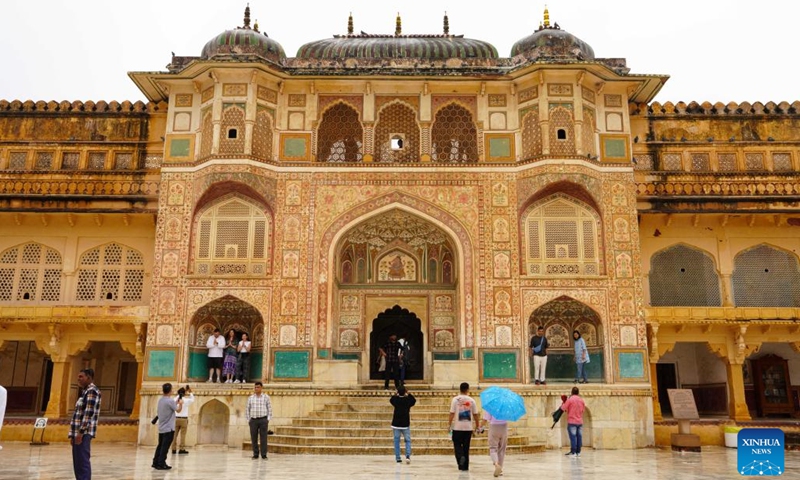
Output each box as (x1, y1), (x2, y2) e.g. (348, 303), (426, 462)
(222, 329), (238, 383)
(480, 410), (508, 477)
(397, 337), (410, 386)
(378, 334), (401, 390)
(235, 332), (252, 383)
(561, 386), (586, 457)
(69, 369), (101, 480)
(0, 384), (6, 450)
(573, 330), (589, 384)
(448, 382), (478, 471)
(153, 383), (182, 470)
(206, 328), (225, 383)
(530, 326), (549, 385)
(390, 386), (416, 464)
(171, 386), (194, 455)
(246, 382), (272, 459)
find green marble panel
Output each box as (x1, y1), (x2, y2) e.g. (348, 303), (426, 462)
(482, 351), (517, 380)
(332, 352), (359, 360)
(187, 351), (207, 379)
(618, 352), (645, 379)
(250, 353), (263, 381)
(317, 348), (330, 359)
(488, 137), (511, 159)
(284, 138), (307, 158)
(461, 348), (474, 360)
(433, 352), (459, 361)
(169, 139), (190, 158)
(274, 350), (310, 379)
(604, 138), (627, 158)
(537, 353), (604, 380)
(147, 349), (175, 378)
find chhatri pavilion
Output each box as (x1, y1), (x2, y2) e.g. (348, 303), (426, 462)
(1, 6), (799, 451)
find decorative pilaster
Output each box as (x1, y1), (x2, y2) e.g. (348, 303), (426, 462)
(45, 357), (72, 418)
(726, 360), (752, 421)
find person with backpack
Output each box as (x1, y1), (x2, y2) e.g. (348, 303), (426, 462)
(390, 386), (416, 464)
(529, 326), (549, 385)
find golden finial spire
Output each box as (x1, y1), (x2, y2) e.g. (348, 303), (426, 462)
(543, 5), (550, 28)
(443, 11), (449, 35)
(244, 3), (251, 28)
(348, 12), (354, 35)
(395, 12), (402, 36)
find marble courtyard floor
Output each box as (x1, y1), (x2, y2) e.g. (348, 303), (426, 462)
(0, 442), (797, 479)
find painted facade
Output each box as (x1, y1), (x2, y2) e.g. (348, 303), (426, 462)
(1, 7), (799, 449)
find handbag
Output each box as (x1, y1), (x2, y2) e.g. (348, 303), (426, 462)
(533, 337), (545, 354)
(378, 356), (386, 372)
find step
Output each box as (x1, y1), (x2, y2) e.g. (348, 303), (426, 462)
(255, 435), (531, 447)
(292, 418), (454, 428)
(276, 426), (520, 437)
(262, 443), (546, 456)
(309, 411), (446, 421)
(322, 403), (449, 413)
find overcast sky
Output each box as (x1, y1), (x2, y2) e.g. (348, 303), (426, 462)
(0, 1), (796, 104)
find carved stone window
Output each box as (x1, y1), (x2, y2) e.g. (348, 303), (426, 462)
(317, 103), (363, 162)
(199, 109), (213, 158)
(375, 103), (420, 163)
(548, 106), (576, 156)
(521, 109), (542, 159)
(194, 196), (271, 276)
(522, 195), (600, 276)
(252, 107), (274, 161)
(0, 243), (62, 303)
(649, 244), (721, 306)
(219, 104), (245, 155)
(431, 104), (477, 163)
(75, 243), (145, 303)
(732, 245), (800, 307)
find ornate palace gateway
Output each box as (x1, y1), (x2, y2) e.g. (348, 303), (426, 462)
(1, 7), (799, 451)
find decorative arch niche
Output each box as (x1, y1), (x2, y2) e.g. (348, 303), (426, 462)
(528, 296), (604, 381)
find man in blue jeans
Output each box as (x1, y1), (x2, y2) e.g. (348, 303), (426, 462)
(390, 386), (416, 463)
(561, 386), (586, 457)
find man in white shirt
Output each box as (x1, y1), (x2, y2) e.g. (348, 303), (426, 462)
(206, 329), (225, 383)
(448, 382), (478, 471)
(245, 382), (273, 459)
(171, 386), (194, 455)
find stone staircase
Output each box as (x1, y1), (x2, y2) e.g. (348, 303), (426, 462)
(248, 392), (545, 455)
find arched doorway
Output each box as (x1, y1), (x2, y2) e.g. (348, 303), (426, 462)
(187, 295), (264, 382)
(528, 296), (604, 382)
(197, 399), (229, 445)
(369, 305), (424, 381)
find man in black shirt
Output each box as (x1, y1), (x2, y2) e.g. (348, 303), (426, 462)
(390, 386), (416, 463)
(529, 326), (549, 385)
(379, 334), (401, 390)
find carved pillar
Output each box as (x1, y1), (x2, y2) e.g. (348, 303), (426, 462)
(362, 123), (374, 162)
(45, 356), (72, 418)
(420, 123), (431, 162)
(720, 274), (734, 307)
(726, 360), (752, 421)
(129, 359), (144, 420)
(648, 323), (662, 420)
(540, 120), (550, 155)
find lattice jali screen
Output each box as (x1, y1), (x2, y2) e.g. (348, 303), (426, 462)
(548, 106), (576, 156)
(582, 108), (597, 157)
(661, 153), (683, 171)
(431, 103), (477, 163)
(114, 152), (133, 170)
(633, 154), (653, 171)
(199, 110), (213, 158)
(745, 153), (764, 170)
(219, 104), (246, 155)
(0, 243), (62, 303)
(194, 196), (271, 276)
(523, 196), (600, 276)
(691, 153), (710, 172)
(75, 243), (145, 303)
(8, 152), (27, 169)
(88, 152), (107, 170)
(61, 152), (80, 170)
(649, 245), (721, 306)
(375, 103), (420, 163)
(317, 103), (363, 162)
(521, 109), (542, 159)
(717, 153), (737, 171)
(35, 152), (53, 170)
(252, 107), (274, 161)
(732, 245), (800, 307)
(772, 152), (793, 171)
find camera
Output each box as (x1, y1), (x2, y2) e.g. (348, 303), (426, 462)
(151, 416), (158, 425)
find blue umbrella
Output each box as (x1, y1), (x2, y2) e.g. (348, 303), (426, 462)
(479, 386), (526, 421)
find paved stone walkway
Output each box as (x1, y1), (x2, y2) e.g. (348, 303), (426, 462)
(0, 442), (797, 479)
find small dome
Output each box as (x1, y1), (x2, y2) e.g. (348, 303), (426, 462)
(201, 6), (285, 64)
(296, 13), (497, 61)
(511, 9), (594, 62)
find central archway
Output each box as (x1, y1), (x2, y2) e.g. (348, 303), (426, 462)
(369, 305), (424, 381)
(187, 295), (264, 382)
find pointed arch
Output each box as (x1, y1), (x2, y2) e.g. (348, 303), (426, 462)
(649, 243), (721, 306)
(219, 103), (245, 155)
(75, 242), (144, 303)
(549, 105), (576, 156)
(431, 103), (477, 163)
(375, 101), (421, 163)
(732, 244), (800, 307)
(316, 102), (363, 162)
(520, 107), (542, 159)
(0, 242), (62, 303)
(252, 106), (275, 161)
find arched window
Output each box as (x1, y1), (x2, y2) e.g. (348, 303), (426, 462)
(549, 105), (576, 156)
(317, 103), (363, 162)
(732, 245), (800, 307)
(75, 243), (144, 303)
(649, 245), (721, 306)
(0, 243), (62, 302)
(521, 108), (542, 159)
(199, 109), (213, 158)
(194, 196), (271, 276)
(522, 195), (600, 275)
(375, 103), (420, 163)
(431, 103), (477, 163)
(219, 104), (245, 155)
(252, 107), (274, 161)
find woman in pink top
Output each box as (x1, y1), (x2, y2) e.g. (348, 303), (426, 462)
(480, 411), (508, 477)
(561, 386), (586, 457)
